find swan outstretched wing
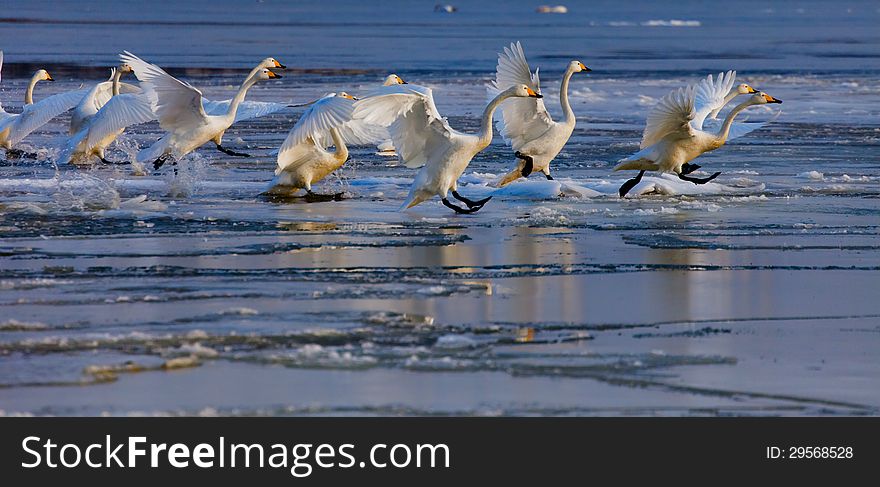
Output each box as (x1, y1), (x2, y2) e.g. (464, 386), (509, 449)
(90, 80), (141, 113)
(640, 84), (697, 149)
(6, 88), (89, 145)
(120, 51), (207, 131)
(488, 41), (553, 150)
(85, 91), (158, 148)
(353, 84), (452, 169)
(202, 99), (287, 123)
(691, 70), (736, 131)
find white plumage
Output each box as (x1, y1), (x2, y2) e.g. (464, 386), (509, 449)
(120, 52), (284, 168)
(355, 82), (543, 213)
(0, 52), (88, 153)
(266, 92), (385, 196)
(487, 41), (590, 186)
(614, 72), (782, 197)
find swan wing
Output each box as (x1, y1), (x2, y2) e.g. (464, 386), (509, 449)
(6, 88), (89, 145)
(691, 70), (736, 131)
(85, 91), (158, 149)
(120, 51), (207, 131)
(91, 81), (142, 111)
(354, 85), (452, 169)
(278, 94), (351, 159)
(202, 98), (287, 123)
(488, 41), (553, 149)
(640, 84), (697, 149)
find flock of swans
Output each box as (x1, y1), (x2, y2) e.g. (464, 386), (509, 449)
(0, 42), (782, 213)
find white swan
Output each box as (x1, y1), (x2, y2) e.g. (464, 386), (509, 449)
(0, 51), (88, 157)
(614, 74), (782, 197)
(61, 57), (286, 166)
(354, 83), (542, 213)
(120, 52), (283, 169)
(69, 63), (138, 135)
(488, 41), (590, 186)
(265, 92), (385, 200)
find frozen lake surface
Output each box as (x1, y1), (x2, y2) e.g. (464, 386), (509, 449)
(0, 0), (878, 415)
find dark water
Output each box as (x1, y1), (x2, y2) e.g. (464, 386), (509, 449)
(0, 0), (878, 416)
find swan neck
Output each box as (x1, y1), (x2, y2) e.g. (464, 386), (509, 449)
(560, 66), (576, 124)
(478, 91), (508, 146)
(716, 99), (754, 142)
(111, 69), (123, 97)
(330, 127), (348, 162)
(227, 74), (259, 119)
(25, 72), (41, 105)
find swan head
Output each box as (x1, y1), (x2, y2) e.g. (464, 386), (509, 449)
(571, 61), (591, 73)
(383, 74), (407, 86)
(510, 84), (542, 98)
(737, 83), (757, 94)
(117, 62), (134, 75)
(259, 57), (286, 69)
(753, 92), (782, 104)
(35, 69), (54, 82)
(256, 68), (282, 80)
(337, 92), (358, 101)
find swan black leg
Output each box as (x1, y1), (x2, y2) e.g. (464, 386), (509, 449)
(153, 154), (170, 170)
(618, 170), (646, 198)
(100, 157), (128, 165)
(442, 198), (483, 214)
(515, 151), (534, 177)
(304, 190), (345, 202)
(544, 173), (554, 181)
(451, 190), (492, 209)
(6, 148), (37, 159)
(216, 144), (251, 157)
(679, 171), (721, 185)
(680, 163), (701, 175)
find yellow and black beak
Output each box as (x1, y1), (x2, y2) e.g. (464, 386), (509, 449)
(580, 62), (592, 72)
(747, 86), (757, 94)
(267, 70), (282, 79)
(399, 77), (408, 84)
(46, 74), (55, 82)
(273, 59), (286, 69)
(526, 87), (543, 98)
(763, 93), (782, 104)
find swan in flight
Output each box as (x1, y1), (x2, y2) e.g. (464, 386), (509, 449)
(61, 57), (286, 166)
(265, 92), (385, 200)
(354, 83), (543, 213)
(120, 52), (284, 169)
(615, 73), (781, 197)
(0, 51), (88, 158)
(69, 63), (138, 135)
(488, 42), (590, 187)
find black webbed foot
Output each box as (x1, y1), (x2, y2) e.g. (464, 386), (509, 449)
(678, 171), (721, 185)
(216, 145), (251, 157)
(451, 190), (491, 209)
(544, 173), (554, 181)
(100, 157), (129, 165)
(515, 151), (534, 177)
(153, 155), (170, 171)
(618, 170), (646, 198)
(5, 148), (37, 159)
(304, 191), (345, 203)
(442, 198), (483, 214)
(680, 163), (701, 175)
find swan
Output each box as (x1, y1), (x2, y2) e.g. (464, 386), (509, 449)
(487, 42), (590, 186)
(0, 51), (88, 158)
(69, 63), (138, 135)
(614, 75), (782, 197)
(61, 57), (287, 166)
(119, 52), (283, 169)
(354, 83), (542, 213)
(265, 92), (385, 200)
